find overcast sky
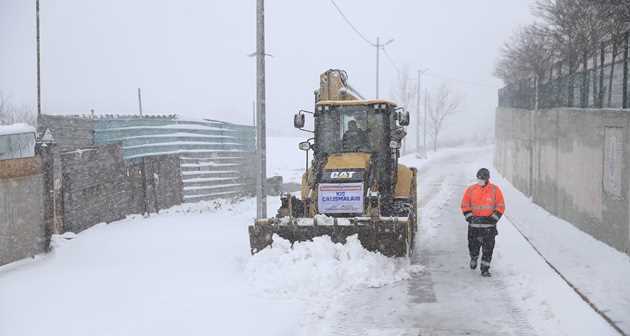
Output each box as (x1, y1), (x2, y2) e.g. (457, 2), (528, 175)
(0, 0), (534, 140)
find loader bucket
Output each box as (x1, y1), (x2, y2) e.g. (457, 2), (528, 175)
(248, 216), (415, 257)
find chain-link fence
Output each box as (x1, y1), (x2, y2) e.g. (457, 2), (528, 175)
(499, 31), (630, 110)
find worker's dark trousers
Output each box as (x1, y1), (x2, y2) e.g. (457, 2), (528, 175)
(468, 226), (498, 269)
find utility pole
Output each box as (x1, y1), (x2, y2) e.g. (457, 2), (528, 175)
(416, 70), (421, 156)
(375, 37), (380, 98)
(423, 88), (429, 154)
(137, 88), (143, 116)
(416, 69), (428, 156)
(374, 37), (394, 99)
(329, 0), (392, 99)
(36, 0), (41, 117)
(255, 0), (267, 218)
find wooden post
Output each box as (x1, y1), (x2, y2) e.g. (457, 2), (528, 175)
(137, 88), (143, 116)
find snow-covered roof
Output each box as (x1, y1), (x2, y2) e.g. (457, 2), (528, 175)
(0, 123), (36, 136)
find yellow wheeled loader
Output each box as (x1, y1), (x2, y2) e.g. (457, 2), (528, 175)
(248, 69), (418, 257)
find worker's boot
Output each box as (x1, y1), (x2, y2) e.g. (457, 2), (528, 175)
(469, 257), (478, 270)
(480, 263), (491, 277)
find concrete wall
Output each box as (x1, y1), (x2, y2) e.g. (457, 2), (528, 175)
(0, 157), (46, 265)
(495, 107), (630, 254)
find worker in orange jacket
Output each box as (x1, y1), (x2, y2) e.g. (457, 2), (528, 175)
(460, 168), (505, 277)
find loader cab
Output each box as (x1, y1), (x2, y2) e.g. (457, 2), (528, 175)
(313, 100), (397, 157)
(305, 100), (408, 215)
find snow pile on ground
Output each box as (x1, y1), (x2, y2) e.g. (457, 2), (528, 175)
(246, 234), (423, 299)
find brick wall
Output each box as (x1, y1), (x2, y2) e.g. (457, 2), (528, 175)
(60, 144), (131, 233)
(38, 115), (97, 152)
(60, 144), (183, 233)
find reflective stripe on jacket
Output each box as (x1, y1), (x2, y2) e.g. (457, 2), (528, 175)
(460, 182), (505, 217)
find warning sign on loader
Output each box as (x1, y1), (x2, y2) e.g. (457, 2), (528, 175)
(318, 183), (364, 214)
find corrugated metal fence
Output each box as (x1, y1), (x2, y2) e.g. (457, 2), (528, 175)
(92, 116), (256, 202)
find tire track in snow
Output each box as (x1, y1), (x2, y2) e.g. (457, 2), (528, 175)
(406, 148), (536, 336)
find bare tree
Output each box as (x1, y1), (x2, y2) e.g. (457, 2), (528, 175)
(534, 0), (603, 61)
(497, 0), (629, 109)
(0, 92), (36, 126)
(534, 0), (606, 106)
(427, 85), (461, 152)
(588, 0), (629, 106)
(390, 67), (417, 154)
(495, 24), (555, 84)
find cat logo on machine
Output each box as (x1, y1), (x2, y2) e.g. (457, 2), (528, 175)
(330, 171), (356, 179)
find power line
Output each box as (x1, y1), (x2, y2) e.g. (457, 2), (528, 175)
(329, 0), (376, 47)
(382, 48), (402, 78)
(387, 51), (498, 90)
(329, 0), (395, 98)
(385, 48), (497, 89)
(329, 0), (498, 92)
(381, 34), (499, 90)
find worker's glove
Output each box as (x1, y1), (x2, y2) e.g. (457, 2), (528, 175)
(464, 211), (474, 223)
(490, 211), (502, 222)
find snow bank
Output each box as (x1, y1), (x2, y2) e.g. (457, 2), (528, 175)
(492, 171), (630, 334)
(246, 234), (422, 298)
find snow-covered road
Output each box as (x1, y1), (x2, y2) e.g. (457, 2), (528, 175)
(306, 147), (617, 335)
(0, 145), (626, 336)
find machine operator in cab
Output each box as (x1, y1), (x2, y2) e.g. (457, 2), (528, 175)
(342, 119), (368, 152)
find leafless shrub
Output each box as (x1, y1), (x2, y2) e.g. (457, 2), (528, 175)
(427, 85), (462, 152)
(0, 92), (36, 126)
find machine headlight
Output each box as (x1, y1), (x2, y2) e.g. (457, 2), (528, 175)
(389, 141), (401, 149)
(298, 141), (311, 151)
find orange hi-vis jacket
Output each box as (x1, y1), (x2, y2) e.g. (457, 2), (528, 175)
(461, 182), (505, 221)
